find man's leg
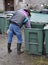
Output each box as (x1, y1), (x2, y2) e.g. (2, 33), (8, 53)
(16, 30), (24, 54)
(13, 25), (24, 54)
(8, 30), (13, 53)
(17, 43), (24, 55)
(7, 24), (14, 53)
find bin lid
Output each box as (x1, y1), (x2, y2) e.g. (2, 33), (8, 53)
(44, 24), (48, 29)
(0, 14), (12, 18)
(30, 12), (48, 23)
(0, 14), (7, 17)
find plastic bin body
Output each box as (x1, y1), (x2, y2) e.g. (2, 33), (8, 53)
(31, 22), (45, 29)
(24, 28), (43, 55)
(4, 17), (10, 34)
(0, 16), (9, 34)
(0, 17), (5, 34)
(45, 29), (48, 56)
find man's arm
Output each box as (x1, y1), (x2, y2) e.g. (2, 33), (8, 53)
(25, 20), (31, 28)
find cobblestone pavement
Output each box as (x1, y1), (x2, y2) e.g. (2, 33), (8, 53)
(0, 31), (48, 65)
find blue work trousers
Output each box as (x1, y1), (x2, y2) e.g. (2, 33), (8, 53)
(8, 23), (22, 44)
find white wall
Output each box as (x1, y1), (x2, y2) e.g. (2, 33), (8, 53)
(0, 0), (5, 11)
(14, 0), (26, 10)
(25, 0), (48, 10)
(0, 0), (48, 11)
(27, 0), (48, 5)
(14, 0), (21, 10)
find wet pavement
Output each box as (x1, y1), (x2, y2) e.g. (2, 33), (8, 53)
(0, 31), (48, 65)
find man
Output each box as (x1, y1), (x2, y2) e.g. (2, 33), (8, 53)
(7, 9), (31, 54)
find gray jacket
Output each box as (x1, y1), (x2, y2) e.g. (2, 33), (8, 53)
(10, 9), (28, 28)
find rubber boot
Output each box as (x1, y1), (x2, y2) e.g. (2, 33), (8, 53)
(17, 43), (24, 55)
(8, 43), (12, 53)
